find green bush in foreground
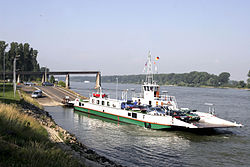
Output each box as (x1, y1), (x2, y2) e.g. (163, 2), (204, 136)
(0, 103), (81, 167)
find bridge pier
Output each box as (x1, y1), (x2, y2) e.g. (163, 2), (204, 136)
(95, 72), (101, 90)
(42, 74), (45, 83)
(42, 74), (49, 83)
(66, 74), (70, 89)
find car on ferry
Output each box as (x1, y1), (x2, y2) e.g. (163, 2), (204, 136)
(147, 107), (166, 115)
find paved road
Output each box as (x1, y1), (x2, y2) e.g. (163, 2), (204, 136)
(37, 86), (78, 102)
(22, 86), (80, 106)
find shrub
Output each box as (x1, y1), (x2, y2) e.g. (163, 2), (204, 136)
(58, 81), (66, 87)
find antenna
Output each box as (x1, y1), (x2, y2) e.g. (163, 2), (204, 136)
(145, 51), (153, 84)
(116, 77), (118, 100)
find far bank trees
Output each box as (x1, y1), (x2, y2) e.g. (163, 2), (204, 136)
(247, 70), (250, 88)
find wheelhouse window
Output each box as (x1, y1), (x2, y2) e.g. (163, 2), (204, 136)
(102, 101), (105, 105)
(107, 102), (110, 106)
(128, 113), (131, 116)
(97, 100), (100, 104)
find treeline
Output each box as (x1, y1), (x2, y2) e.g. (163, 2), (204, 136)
(0, 41), (41, 80)
(102, 71), (232, 87)
(71, 71), (250, 88)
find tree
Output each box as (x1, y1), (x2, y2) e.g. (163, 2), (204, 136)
(0, 41), (8, 71)
(247, 79), (250, 88)
(238, 81), (246, 88)
(50, 75), (55, 83)
(40, 67), (50, 72)
(247, 70), (250, 88)
(218, 72), (230, 85)
(0, 41), (41, 81)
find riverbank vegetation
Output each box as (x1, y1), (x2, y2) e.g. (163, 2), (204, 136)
(70, 71), (250, 89)
(58, 80), (66, 87)
(0, 103), (80, 167)
(0, 84), (81, 166)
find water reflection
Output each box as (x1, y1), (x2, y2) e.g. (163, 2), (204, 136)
(73, 108), (192, 166)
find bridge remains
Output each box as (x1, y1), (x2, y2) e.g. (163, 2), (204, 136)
(2, 71), (101, 89)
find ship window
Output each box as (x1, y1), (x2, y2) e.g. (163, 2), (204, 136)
(79, 102), (81, 106)
(128, 113), (131, 116)
(150, 87), (153, 91)
(144, 86), (146, 91)
(132, 113), (137, 118)
(97, 100), (99, 104)
(102, 101), (105, 105)
(92, 99), (94, 103)
(107, 102), (110, 106)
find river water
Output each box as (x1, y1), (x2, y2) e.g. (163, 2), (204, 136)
(45, 82), (250, 167)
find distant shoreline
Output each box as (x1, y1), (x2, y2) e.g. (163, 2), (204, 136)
(72, 80), (250, 91)
(68, 71), (250, 90)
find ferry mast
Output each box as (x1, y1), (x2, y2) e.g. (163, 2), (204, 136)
(145, 51), (154, 84)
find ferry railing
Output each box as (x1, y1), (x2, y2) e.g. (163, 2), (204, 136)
(154, 95), (178, 108)
(154, 95), (176, 101)
(133, 93), (143, 98)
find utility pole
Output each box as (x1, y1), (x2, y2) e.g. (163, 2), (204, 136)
(13, 57), (16, 98)
(13, 55), (20, 98)
(3, 51), (5, 97)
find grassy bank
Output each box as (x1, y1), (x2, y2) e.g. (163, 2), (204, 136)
(0, 84), (81, 166)
(0, 83), (20, 104)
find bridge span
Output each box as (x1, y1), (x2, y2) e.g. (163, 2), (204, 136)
(2, 71), (101, 89)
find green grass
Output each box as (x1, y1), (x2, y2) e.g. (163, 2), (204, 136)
(0, 84), (82, 167)
(0, 83), (20, 104)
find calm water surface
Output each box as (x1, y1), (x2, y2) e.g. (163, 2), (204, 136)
(45, 82), (250, 167)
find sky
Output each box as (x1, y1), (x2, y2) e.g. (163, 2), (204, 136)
(0, 0), (249, 81)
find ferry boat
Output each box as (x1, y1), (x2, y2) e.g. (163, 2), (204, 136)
(73, 53), (242, 129)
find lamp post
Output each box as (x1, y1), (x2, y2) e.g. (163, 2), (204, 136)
(13, 55), (20, 98)
(116, 77), (118, 100)
(3, 51), (5, 97)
